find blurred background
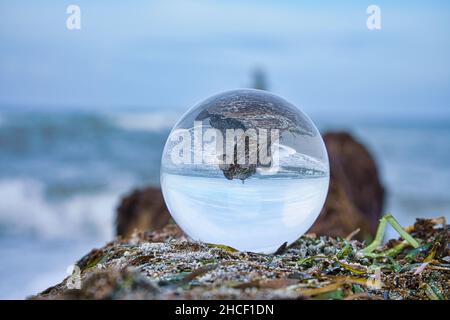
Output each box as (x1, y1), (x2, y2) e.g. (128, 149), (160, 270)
(0, 0), (449, 299)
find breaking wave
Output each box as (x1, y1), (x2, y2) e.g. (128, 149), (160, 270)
(0, 178), (119, 241)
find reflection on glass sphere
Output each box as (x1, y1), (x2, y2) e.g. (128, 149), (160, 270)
(161, 89), (329, 253)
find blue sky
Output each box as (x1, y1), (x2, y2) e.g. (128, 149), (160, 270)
(0, 0), (449, 117)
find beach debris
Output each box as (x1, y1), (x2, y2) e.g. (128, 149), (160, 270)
(34, 215), (449, 300)
(361, 213), (420, 257)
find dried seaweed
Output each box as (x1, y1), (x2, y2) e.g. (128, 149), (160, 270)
(34, 215), (449, 300)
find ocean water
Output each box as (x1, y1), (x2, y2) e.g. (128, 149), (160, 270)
(0, 110), (449, 298)
(0, 110), (174, 299)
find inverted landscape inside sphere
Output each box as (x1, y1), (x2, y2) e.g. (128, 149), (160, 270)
(194, 90), (317, 181)
(162, 89), (328, 183)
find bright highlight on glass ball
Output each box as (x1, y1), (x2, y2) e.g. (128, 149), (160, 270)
(161, 89), (329, 253)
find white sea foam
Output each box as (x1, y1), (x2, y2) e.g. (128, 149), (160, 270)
(111, 112), (179, 132)
(0, 178), (117, 241)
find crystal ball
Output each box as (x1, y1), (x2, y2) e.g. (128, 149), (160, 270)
(161, 89), (329, 253)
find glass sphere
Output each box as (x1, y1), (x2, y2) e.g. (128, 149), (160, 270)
(161, 89), (329, 253)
